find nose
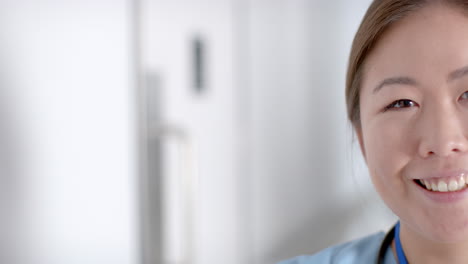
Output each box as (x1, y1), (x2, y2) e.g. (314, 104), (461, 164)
(418, 104), (468, 158)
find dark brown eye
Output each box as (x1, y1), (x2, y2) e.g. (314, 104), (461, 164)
(384, 99), (417, 111)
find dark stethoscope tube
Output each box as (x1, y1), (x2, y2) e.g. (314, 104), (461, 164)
(377, 224), (397, 264)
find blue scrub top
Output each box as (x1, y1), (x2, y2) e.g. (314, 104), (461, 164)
(277, 232), (397, 264)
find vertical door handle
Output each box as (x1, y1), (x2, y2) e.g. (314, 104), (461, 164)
(143, 70), (198, 264)
(153, 125), (197, 264)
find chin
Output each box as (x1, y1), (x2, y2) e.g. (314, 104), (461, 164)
(409, 216), (468, 244)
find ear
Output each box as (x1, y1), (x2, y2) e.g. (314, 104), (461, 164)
(355, 125), (367, 161)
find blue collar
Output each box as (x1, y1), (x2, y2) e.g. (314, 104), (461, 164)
(395, 222), (408, 264)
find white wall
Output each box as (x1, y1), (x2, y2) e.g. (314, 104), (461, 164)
(0, 1), (138, 263)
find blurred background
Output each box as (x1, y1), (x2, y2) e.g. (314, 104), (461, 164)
(0, 0), (397, 263)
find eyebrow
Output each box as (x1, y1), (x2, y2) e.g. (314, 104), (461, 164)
(448, 65), (468, 82)
(373, 76), (418, 94)
(373, 65), (468, 94)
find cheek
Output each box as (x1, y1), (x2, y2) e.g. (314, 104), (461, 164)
(363, 120), (412, 185)
(362, 122), (414, 215)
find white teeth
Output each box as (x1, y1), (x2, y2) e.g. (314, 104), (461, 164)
(424, 180), (431, 190)
(448, 180), (458, 191)
(422, 177), (468, 192)
(438, 181), (448, 192)
(459, 177), (466, 188)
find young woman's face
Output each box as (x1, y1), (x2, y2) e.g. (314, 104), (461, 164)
(359, 4), (468, 243)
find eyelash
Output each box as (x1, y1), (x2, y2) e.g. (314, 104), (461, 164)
(384, 99), (418, 112)
(383, 91), (468, 112)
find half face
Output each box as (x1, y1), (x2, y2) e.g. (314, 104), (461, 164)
(359, 4), (468, 243)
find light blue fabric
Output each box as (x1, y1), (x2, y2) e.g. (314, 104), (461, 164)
(277, 232), (397, 264)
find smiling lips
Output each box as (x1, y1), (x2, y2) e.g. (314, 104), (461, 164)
(417, 175), (468, 192)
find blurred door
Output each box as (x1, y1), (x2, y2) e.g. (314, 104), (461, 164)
(138, 0), (248, 264)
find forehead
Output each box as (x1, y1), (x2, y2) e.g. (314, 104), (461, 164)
(361, 4), (468, 93)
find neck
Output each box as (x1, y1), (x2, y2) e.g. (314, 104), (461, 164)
(399, 223), (468, 264)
